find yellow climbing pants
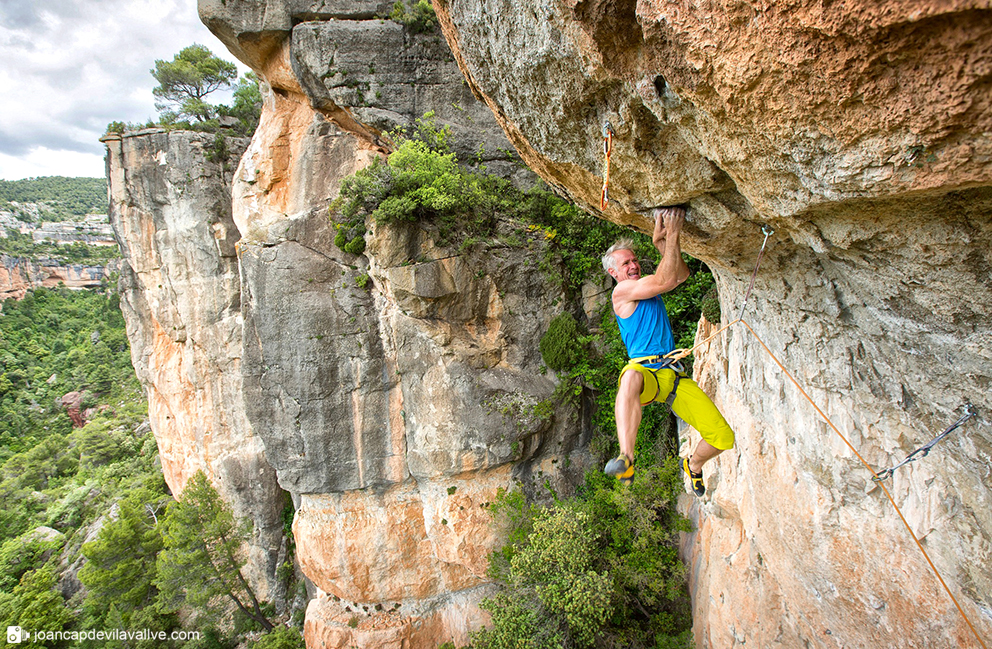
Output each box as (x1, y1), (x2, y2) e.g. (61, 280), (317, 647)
(619, 362), (736, 450)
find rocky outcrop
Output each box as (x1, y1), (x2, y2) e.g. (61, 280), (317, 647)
(104, 128), (288, 605)
(97, 5), (592, 645)
(214, 11), (590, 641)
(431, 1), (992, 647)
(0, 255), (120, 302)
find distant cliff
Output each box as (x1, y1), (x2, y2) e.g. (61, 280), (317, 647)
(104, 127), (289, 607)
(0, 255), (120, 302)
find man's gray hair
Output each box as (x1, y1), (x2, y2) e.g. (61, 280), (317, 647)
(602, 238), (637, 273)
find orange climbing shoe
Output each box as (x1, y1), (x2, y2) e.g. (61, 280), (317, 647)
(682, 456), (705, 497)
(604, 454), (635, 486)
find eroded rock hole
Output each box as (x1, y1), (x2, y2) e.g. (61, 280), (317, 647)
(654, 75), (667, 97)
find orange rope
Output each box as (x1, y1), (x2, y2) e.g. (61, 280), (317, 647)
(665, 318), (741, 364)
(737, 319), (987, 649)
(600, 125), (613, 210)
(677, 315), (987, 647)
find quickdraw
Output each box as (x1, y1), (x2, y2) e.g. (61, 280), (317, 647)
(600, 121), (613, 210)
(872, 405), (978, 482)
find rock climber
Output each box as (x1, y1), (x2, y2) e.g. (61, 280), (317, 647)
(601, 206), (735, 495)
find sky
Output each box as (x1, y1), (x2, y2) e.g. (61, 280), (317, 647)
(0, 0), (249, 180)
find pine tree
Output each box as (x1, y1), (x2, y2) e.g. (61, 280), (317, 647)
(155, 471), (273, 631)
(0, 565), (73, 648)
(151, 45), (237, 122)
(78, 487), (164, 620)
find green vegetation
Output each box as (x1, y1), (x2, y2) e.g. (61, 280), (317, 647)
(224, 73), (264, 137)
(0, 287), (137, 464)
(0, 286), (158, 645)
(156, 71), (263, 139)
(330, 112), (631, 295)
(0, 177), (107, 221)
(329, 112), (715, 647)
(108, 46), (262, 139)
(0, 287), (302, 647)
(151, 44), (238, 123)
(157, 471), (274, 632)
(539, 313), (583, 372)
(248, 626), (306, 649)
(700, 286), (721, 324)
(0, 231), (119, 265)
(389, 0), (438, 33)
(476, 462), (692, 649)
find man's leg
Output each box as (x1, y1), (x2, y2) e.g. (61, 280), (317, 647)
(615, 368), (644, 460)
(605, 369), (644, 483)
(688, 440), (723, 474)
(666, 375), (734, 497)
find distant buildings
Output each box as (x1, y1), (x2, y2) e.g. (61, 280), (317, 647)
(0, 207), (116, 246)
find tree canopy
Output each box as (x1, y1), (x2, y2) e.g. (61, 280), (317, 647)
(151, 44), (238, 122)
(0, 177), (107, 219)
(156, 471), (274, 632)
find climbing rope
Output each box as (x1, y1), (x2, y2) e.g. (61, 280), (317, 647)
(662, 226), (988, 649)
(738, 320), (987, 649)
(665, 223), (774, 365)
(872, 404), (979, 482)
(600, 121), (613, 210)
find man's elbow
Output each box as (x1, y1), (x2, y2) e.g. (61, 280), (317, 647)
(660, 270), (690, 294)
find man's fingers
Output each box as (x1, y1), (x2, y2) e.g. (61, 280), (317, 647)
(654, 206), (686, 220)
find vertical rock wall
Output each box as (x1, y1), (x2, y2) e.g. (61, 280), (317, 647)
(194, 3), (592, 646)
(105, 128), (288, 605)
(429, 1), (992, 647)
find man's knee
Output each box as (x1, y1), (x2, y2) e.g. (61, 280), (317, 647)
(618, 369), (644, 399)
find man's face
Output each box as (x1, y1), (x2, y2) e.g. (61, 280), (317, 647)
(610, 249), (640, 281)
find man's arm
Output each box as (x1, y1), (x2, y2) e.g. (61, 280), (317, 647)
(614, 207), (691, 303)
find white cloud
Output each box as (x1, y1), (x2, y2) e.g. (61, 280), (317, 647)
(0, 0), (249, 180)
(0, 148), (106, 179)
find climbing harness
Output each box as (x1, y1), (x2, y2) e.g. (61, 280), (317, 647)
(627, 355), (686, 407)
(872, 404), (979, 482)
(600, 121), (613, 210)
(664, 225), (988, 648)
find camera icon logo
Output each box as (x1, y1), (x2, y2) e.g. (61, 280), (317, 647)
(7, 626), (26, 643)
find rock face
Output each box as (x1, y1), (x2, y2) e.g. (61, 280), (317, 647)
(0, 255), (121, 302)
(104, 128), (288, 605)
(95, 4), (595, 646)
(430, 1), (992, 647)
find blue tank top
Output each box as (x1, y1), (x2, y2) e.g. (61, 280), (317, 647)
(615, 294), (676, 364)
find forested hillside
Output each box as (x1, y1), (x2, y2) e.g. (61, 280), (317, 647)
(0, 285), (303, 648)
(0, 234), (120, 265)
(0, 288), (156, 639)
(0, 177), (107, 221)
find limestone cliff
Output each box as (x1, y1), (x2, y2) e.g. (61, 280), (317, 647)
(0, 256), (121, 302)
(104, 128), (288, 605)
(429, 1), (992, 647)
(111, 1), (992, 646)
(108, 7), (592, 646)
